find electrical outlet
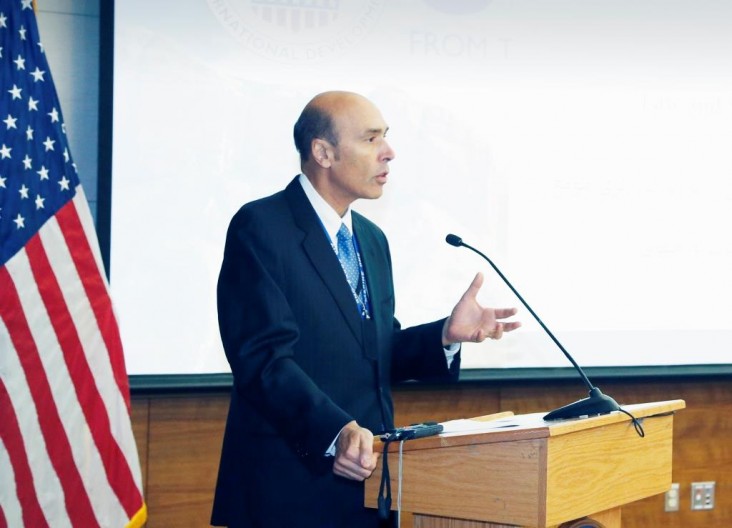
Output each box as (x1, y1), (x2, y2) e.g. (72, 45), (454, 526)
(691, 481), (715, 510)
(665, 483), (680, 512)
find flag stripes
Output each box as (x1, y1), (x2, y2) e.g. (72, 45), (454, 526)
(0, 380), (49, 528)
(37, 196), (143, 518)
(0, 192), (144, 527)
(1, 254), (99, 527)
(54, 200), (131, 412)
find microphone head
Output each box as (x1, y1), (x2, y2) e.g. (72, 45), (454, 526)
(445, 234), (463, 247)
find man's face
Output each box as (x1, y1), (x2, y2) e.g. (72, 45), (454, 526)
(323, 96), (396, 214)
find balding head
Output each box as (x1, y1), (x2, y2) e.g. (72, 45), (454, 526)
(293, 91), (394, 215)
(293, 91), (374, 165)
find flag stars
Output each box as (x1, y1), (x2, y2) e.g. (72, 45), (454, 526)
(30, 67), (46, 82)
(3, 114), (18, 130)
(2, 7), (84, 246)
(8, 84), (22, 100)
(37, 165), (49, 180)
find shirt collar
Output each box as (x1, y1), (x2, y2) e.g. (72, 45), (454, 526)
(298, 173), (353, 245)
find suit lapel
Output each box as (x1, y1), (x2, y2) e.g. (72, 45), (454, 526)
(284, 179), (364, 344)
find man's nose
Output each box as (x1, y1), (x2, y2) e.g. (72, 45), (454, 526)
(382, 140), (396, 162)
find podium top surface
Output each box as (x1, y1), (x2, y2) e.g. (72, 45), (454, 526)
(380, 399), (685, 452)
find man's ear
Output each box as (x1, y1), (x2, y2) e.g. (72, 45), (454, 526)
(311, 139), (333, 168)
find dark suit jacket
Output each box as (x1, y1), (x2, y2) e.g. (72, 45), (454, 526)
(211, 177), (460, 527)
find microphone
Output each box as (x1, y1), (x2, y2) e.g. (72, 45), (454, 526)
(445, 233), (620, 421)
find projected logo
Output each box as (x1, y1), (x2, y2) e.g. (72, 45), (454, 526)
(207, 0), (385, 62)
(422, 0), (493, 15)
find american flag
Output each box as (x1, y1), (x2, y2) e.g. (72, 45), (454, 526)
(0, 1), (146, 527)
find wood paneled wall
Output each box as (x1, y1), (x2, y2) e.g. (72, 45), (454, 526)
(131, 377), (731, 527)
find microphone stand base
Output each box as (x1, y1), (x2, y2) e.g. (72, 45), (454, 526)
(543, 387), (620, 421)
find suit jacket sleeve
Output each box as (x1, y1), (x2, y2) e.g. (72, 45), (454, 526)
(217, 207), (354, 458)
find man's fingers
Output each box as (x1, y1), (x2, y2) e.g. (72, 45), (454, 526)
(494, 307), (518, 319)
(333, 452), (378, 481)
(361, 450), (378, 470)
(333, 422), (377, 481)
(462, 272), (484, 300)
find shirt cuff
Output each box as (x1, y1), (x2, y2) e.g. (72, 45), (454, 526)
(325, 423), (349, 457)
(444, 342), (460, 369)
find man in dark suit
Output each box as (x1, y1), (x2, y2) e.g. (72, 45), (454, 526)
(211, 91), (520, 527)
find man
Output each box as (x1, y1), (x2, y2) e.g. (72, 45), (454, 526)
(211, 91), (520, 527)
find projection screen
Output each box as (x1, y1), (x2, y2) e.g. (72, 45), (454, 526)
(111, 0), (732, 377)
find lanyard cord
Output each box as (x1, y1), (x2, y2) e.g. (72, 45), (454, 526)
(377, 439), (392, 520)
(377, 438), (406, 526)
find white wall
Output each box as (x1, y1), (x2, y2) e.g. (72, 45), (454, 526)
(36, 0), (100, 219)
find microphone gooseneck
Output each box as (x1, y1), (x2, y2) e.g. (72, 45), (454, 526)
(445, 233), (621, 421)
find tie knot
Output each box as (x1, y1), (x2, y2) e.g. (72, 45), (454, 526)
(337, 223), (351, 242)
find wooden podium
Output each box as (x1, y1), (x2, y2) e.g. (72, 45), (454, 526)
(365, 400), (685, 528)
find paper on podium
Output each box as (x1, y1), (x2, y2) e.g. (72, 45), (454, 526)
(439, 417), (520, 434)
(439, 411), (549, 435)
